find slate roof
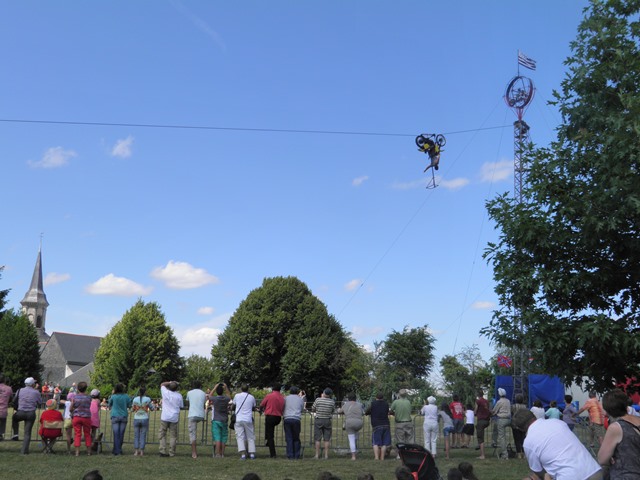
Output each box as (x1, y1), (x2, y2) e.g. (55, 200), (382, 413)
(50, 332), (101, 365)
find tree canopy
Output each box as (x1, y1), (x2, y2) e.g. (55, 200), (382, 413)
(92, 299), (184, 390)
(371, 325), (436, 398)
(0, 309), (42, 389)
(484, 0), (640, 392)
(439, 345), (493, 404)
(211, 276), (358, 396)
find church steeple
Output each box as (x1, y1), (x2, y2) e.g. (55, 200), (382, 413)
(21, 246), (50, 344)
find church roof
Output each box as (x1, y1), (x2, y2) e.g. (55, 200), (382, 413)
(20, 248), (49, 307)
(49, 332), (101, 365)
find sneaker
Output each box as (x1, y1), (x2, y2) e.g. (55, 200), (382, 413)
(159, 453), (170, 457)
(240, 455), (246, 460)
(11, 435), (19, 441)
(249, 454), (256, 460)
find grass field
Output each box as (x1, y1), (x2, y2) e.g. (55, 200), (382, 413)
(3, 409), (594, 479)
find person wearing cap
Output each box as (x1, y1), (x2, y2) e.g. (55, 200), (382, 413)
(11, 376), (42, 454)
(312, 387), (336, 459)
(89, 389), (101, 444)
(390, 389), (414, 446)
(420, 396), (439, 456)
(491, 388), (511, 460)
(512, 408), (602, 480)
(0, 373), (13, 441)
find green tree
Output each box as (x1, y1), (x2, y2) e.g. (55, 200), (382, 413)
(483, 0), (640, 392)
(92, 300), (184, 391)
(439, 345), (492, 404)
(211, 276), (358, 396)
(0, 309), (42, 389)
(371, 325), (436, 397)
(0, 266), (9, 317)
(183, 354), (217, 389)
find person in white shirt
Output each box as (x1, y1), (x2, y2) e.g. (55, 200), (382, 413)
(159, 381), (184, 457)
(233, 384), (257, 460)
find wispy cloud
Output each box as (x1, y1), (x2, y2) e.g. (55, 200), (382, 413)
(352, 175), (369, 187)
(480, 160), (512, 182)
(351, 325), (384, 338)
(197, 306), (215, 315)
(111, 136), (134, 158)
(85, 274), (153, 296)
(344, 279), (362, 292)
(28, 147), (76, 169)
(440, 177), (470, 190)
(170, 0), (226, 52)
(151, 260), (220, 289)
(472, 301), (496, 310)
(44, 272), (71, 286)
(391, 179), (425, 190)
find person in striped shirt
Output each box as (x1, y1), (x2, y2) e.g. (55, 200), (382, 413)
(312, 388), (336, 459)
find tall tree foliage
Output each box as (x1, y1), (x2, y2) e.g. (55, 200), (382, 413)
(439, 345), (493, 404)
(0, 267), (9, 317)
(484, 0), (640, 392)
(371, 325), (436, 397)
(0, 310), (43, 389)
(92, 300), (184, 390)
(183, 354), (217, 389)
(211, 276), (356, 395)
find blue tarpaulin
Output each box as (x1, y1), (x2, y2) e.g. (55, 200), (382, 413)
(494, 374), (565, 408)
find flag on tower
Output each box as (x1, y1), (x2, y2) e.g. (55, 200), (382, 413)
(518, 50), (537, 70)
(497, 354), (513, 368)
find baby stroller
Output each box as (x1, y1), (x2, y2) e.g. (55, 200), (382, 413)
(397, 443), (442, 480)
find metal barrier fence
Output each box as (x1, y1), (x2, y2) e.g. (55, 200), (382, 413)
(11, 406), (599, 457)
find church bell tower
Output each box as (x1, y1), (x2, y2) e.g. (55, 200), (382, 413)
(20, 246), (50, 345)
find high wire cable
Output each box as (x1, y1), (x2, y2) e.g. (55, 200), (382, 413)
(0, 117), (510, 138)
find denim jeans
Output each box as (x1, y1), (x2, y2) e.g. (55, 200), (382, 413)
(133, 418), (149, 450)
(283, 418), (301, 459)
(111, 416), (128, 455)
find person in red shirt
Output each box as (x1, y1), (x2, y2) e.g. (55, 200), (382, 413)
(39, 399), (64, 452)
(474, 390), (491, 459)
(260, 383), (285, 458)
(449, 394), (465, 449)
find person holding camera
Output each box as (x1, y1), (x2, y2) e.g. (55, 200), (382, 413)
(209, 382), (232, 458)
(283, 386), (306, 459)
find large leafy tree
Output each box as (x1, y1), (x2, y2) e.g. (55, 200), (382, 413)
(371, 325), (436, 397)
(484, 0), (640, 392)
(92, 300), (184, 390)
(183, 354), (217, 389)
(439, 345), (493, 404)
(211, 276), (357, 396)
(0, 309), (43, 389)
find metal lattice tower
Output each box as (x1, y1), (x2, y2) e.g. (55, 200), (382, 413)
(504, 73), (535, 403)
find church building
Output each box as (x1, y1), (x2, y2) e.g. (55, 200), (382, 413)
(21, 248), (102, 387)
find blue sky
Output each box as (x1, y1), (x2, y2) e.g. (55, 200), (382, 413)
(1, 1), (589, 372)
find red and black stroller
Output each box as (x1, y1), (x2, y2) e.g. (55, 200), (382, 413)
(397, 443), (442, 480)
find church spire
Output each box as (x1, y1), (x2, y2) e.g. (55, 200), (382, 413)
(21, 245), (50, 344)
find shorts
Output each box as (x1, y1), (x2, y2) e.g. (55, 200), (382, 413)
(462, 423), (475, 436)
(314, 417), (333, 442)
(211, 420), (228, 443)
(188, 417), (204, 442)
(64, 418), (73, 430)
(589, 422), (605, 439)
(452, 418), (464, 433)
(372, 425), (391, 446)
(442, 426), (454, 437)
(476, 418), (490, 442)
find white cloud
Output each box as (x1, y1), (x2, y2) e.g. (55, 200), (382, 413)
(28, 146), (76, 169)
(391, 179), (425, 190)
(197, 306), (215, 315)
(439, 177), (470, 190)
(177, 314), (230, 357)
(352, 175), (369, 187)
(351, 325), (384, 338)
(472, 301), (496, 310)
(151, 260), (220, 290)
(111, 136), (134, 158)
(44, 272), (71, 286)
(344, 279), (362, 292)
(480, 160), (513, 182)
(85, 274), (153, 296)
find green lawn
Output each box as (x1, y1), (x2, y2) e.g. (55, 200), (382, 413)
(4, 409), (596, 479)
